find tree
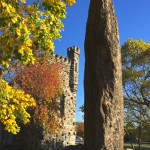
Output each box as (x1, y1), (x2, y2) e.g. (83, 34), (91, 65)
(0, 56), (36, 135)
(0, 0), (75, 67)
(122, 39), (150, 107)
(122, 39), (150, 149)
(14, 57), (62, 134)
(76, 122), (84, 139)
(0, 0), (76, 134)
(0, 78), (36, 134)
(84, 0), (124, 149)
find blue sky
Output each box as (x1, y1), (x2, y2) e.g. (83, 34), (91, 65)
(54, 0), (150, 121)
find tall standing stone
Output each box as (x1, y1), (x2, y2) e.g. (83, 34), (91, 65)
(84, 0), (124, 150)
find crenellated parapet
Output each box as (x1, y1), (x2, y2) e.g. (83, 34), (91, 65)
(49, 53), (71, 66)
(48, 47), (80, 93)
(67, 46), (80, 59)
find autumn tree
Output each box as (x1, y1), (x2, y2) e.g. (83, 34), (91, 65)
(0, 55), (36, 135)
(84, 0), (124, 149)
(0, 0), (75, 134)
(14, 57), (62, 133)
(0, 78), (36, 134)
(76, 122), (84, 139)
(122, 39), (150, 148)
(122, 39), (150, 107)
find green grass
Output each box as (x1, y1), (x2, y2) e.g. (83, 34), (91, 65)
(124, 144), (150, 150)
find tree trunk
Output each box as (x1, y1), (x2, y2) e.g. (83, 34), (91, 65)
(138, 109), (142, 150)
(84, 0), (124, 150)
(125, 128), (135, 150)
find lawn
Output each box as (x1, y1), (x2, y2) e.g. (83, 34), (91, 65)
(124, 143), (150, 150)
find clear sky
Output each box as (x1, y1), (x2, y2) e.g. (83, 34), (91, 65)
(54, 0), (150, 122)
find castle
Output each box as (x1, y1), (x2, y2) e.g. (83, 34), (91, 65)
(41, 46), (80, 149)
(0, 46), (80, 150)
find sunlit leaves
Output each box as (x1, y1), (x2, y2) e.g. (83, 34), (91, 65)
(64, 0), (76, 6)
(122, 39), (150, 66)
(20, 0), (26, 3)
(0, 0), (76, 68)
(122, 39), (150, 105)
(122, 39), (150, 132)
(0, 78), (36, 134)
(0, 0), (35, 67)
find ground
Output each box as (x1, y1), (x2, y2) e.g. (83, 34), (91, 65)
(124, 143), (150, 150)
(62, 144), (150, 150)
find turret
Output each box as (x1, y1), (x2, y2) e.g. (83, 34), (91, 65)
(67, 46), (80, 92)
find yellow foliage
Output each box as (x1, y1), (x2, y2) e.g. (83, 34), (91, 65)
(64, 0), (76, 6)
(18, 46), (24, 55)
(0, 78), (36, 134)
(0, 0), (76, 134)
(0, 0), (76, 68)
(20, 0), (26, 3)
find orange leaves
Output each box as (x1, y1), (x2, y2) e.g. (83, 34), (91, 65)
(14, 57), (62, 133)
(34, 105), (49, 126)
(64, 0), (76, 6)
(16, 61), (61, 102)
(76, 122), (84, 138)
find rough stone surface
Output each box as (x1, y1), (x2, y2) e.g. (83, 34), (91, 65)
(0, 47), (80, 150)
(84, 0), (124, 150)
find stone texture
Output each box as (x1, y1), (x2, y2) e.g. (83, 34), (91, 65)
(42, 47), (80, 149)
(84, 0), (124, 150)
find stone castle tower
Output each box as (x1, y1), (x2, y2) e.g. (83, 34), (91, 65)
(51, 47), (80, 146)
(41, 46), (80, 149)
(0, 46), (80, 150)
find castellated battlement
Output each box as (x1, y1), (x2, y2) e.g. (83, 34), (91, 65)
(67, 46), (80, 59)
(49, 46), (80, 67)
(49, 47), (80, 92)
(49, 53), (71, 65)
(67, 46), (80, 55)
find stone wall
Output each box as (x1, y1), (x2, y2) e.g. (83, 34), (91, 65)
(42, 46), (80, 149)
